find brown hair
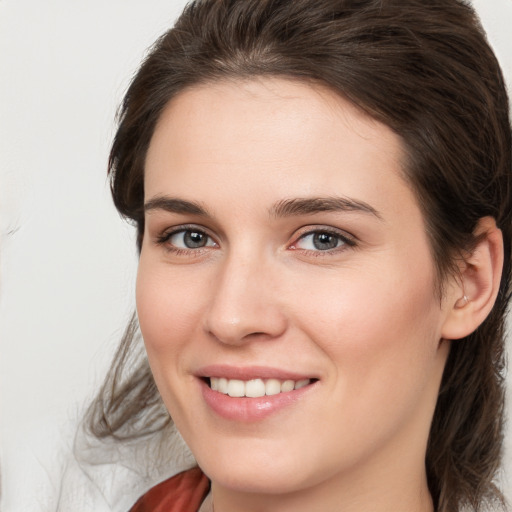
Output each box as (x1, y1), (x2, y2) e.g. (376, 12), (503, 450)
(86, 1), (512, 511)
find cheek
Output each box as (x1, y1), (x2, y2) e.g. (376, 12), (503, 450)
(300, 274), (444, 464)
(135, 258), (204, 358)
(296, 259), (443, 398)
(135, 258), (209, 422)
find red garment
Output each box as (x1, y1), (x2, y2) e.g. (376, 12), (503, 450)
(129, 467), (210, 512)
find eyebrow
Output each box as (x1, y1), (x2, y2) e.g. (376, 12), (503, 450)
(144, 196), (210, 216)
(270, 197), (382, 219)
(144, 195), (382, 220)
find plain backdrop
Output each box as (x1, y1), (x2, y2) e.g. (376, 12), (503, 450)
(1, 0), (511, 501)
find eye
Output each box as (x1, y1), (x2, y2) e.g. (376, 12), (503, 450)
(291, 229), (355, 252)
(159, 228), (217, 250)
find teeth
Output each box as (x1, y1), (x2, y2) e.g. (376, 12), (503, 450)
(282, 380), (295, 392)
(209, 377), (312, 397)
(294, 379), (310, 390)
(246, 379), (266, 398)
(218, 377), (228, 394)
(227, 379), (245, 397)
(265, 378), (281, 396)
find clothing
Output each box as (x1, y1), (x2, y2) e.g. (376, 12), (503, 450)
(129, 467), (210, 512)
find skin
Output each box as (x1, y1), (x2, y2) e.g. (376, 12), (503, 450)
(136, 78), (478, 512)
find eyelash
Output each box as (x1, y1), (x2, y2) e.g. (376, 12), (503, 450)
(288, 228), (357, 259)
(155, 225), (217, 255)
(154, 225), (356, 256)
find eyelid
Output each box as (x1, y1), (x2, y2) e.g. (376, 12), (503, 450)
(155, 224), (219, 249)
(289, 226), (357, 252)
(153, 223), (356, 254)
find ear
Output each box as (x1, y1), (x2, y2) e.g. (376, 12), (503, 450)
(441, 217), (504, 340)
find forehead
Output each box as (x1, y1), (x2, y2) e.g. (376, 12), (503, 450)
(144, 78), (413, 219)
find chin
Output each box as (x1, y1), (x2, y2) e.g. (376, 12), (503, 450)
(192, 434), (347, 499)
(191, 439), (310, 494)
(202, 460), (310, 495)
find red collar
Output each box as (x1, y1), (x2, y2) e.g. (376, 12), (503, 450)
(129, 467), (209, 512)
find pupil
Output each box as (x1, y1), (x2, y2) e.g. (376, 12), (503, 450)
(313, 232), (338, 250)
(184, 231), (206, 248)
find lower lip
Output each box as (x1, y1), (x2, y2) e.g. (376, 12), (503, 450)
(199, 379), (316, 422)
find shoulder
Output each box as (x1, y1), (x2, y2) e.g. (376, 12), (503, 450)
(129, 467), (209, 512)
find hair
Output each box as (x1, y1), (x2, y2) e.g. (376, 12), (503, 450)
(85, 1), (512, 511)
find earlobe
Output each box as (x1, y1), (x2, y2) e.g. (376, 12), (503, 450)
(441, 217), (504, 340)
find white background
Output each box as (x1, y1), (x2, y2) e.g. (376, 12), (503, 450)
(1, 0), (511, 502)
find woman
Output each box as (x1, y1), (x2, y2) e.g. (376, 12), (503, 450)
(86, 0), (511, 511)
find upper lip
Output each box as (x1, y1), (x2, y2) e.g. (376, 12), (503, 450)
(195, 364), (317, 381)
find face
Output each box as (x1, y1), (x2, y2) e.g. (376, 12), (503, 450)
(137, 79), (453, 499)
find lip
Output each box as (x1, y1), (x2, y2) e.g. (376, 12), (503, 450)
(196, 364), (316, 381)
(196, 365), (318, 422)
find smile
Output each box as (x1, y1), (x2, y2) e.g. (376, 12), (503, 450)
(209, 377), (312, 397)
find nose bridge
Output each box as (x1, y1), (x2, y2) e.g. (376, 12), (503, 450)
(204, 247), (287, 345)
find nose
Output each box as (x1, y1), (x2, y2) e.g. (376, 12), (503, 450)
(203, 253), (288, 346)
